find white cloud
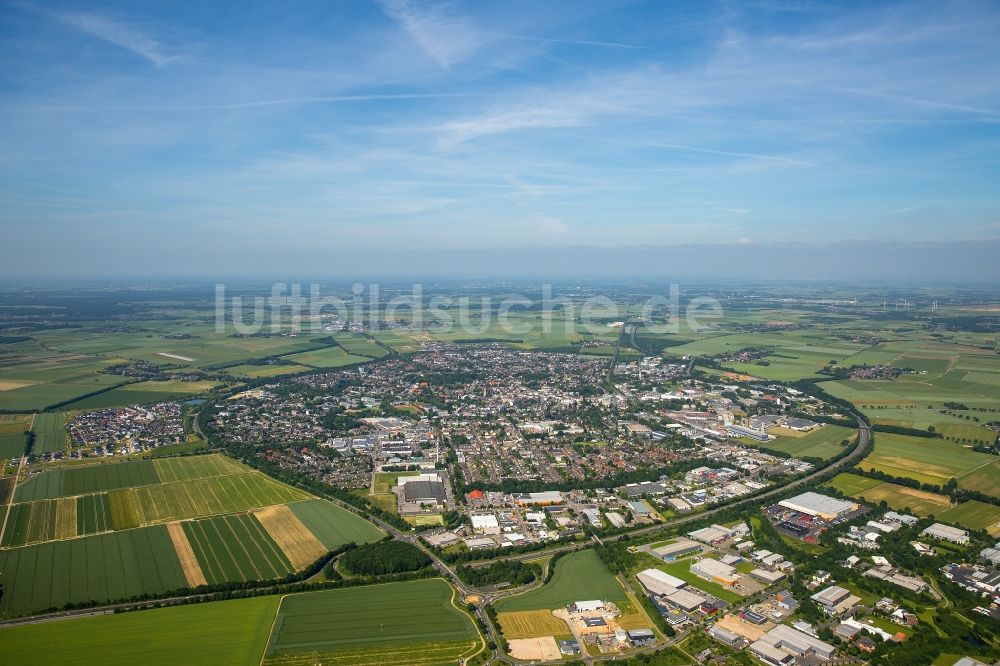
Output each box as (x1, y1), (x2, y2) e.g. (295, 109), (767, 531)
(49, 10), (175, 66)
(378, 0), (483, 67)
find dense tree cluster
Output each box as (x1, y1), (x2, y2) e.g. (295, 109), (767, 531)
(339, 541), (431, 576)
(456, 560), (540, 587)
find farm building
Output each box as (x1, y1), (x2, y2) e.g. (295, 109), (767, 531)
(651, 539), (701, 561)
(921, 522), (970, 544)
(636, 568), (687, 596)
(691, 558), (739, 586)
(778, 492), (857, 520)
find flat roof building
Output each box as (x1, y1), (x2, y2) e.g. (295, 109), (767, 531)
(636, 568), (688, 596)
(751, 568), (787, 584)
(752, 624), (836, 662)
(665, 588), (708, 611)
(514, 491), (565, 506)
(651, 539), (702, 561)
(691, 558), (739, 586)
(778, 492), (858, 520)
(922, 522), (970, 544)
(810, 585), (861, 616)
(403, 480), (446, 504)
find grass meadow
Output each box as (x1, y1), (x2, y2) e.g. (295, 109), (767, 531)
(494, 549), (627, 612)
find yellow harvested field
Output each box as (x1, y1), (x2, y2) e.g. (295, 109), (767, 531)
(507, 637), (561, 661)
(54, 497), (77, 540)
(167, 521), (208, 588)
(0, 380), (37, 392)
(497, 610), (571, 639)
(254, 504), (327, 569)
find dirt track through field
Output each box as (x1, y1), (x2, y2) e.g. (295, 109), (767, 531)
(167, 521), (208, 587)
(254, 504), (326, 569)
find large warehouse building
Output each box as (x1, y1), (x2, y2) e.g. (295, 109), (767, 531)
(778, 492), (858, 520)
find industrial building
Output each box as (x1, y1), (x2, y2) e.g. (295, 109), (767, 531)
(751, 568), (787, 584)
(651, 539), (702, 561)
(690, 558), (739, 586)
(777, 492), (858, 520)
(810, 585), (861, 616)
(636, 568), (688, 596)
(688, 525), (733, 544)
(664, 588), (708, 611)
(402, 480), (446, 505)
(749, 624), (837, 664)
(513, 491), (564, 506)
(727, 424), (771, 442)
(922, 522), (970, 545)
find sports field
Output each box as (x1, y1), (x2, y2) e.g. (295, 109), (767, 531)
(494, 549), (627, 612)
(262, 578), (483, 666)
(936, 501), (1000, 536)
(30, 412), (67, 453)
(826, 473), (951, 516)
(0, 595), (280, 665)
(761, 424), (854, 459)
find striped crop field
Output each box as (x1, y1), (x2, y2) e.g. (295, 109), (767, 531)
(0, 454), (385, 617)
(262, 579), (483, 666)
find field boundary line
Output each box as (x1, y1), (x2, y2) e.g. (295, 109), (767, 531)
(260, 593), (290, 666)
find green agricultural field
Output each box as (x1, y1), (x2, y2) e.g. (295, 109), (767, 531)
(182, 513), (295, 583)
(827, 473), (884, 495)
(0, 596), (281, 665)
(334, 333), (390, 358)
(936, 501), (1000, 535)
(0, 357), (127, 411)
(14, 453), (246, 502)
(0, 525), (188, 616)
(263, 578), (483, 666)
(30, 412), (67, 454)
(826, 473), (951, 516)
(858, 432), (998, 486)
(761, 424), (855, 460)
(129, 472), (310, 524)
(494, 549), (627, 612)
(287, 499), (385, 549)
(0, 432), (28, 459)
(282, 346), (371, 369)
(958, 460), (1000, 498)
(224, 363), (313, 378)
(61, 380), (219, 410)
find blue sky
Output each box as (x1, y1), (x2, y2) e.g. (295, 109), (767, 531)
(1, 0), (999, 277)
